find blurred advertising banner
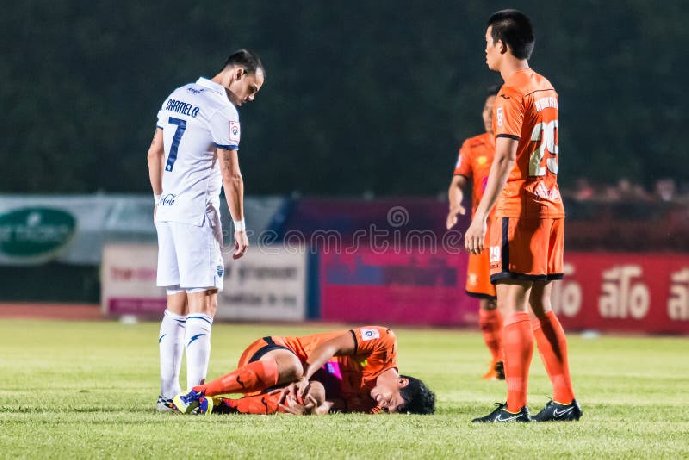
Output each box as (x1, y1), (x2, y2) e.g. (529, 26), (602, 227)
(101, 243), (307, 321)
(554, 253), (689, 334)
(0, 195), (288, 266)
(319, 250), (689, 334)
(101, 244), (166, 316)
(319, 249), (478, 326)
(216, 247), (307, 321)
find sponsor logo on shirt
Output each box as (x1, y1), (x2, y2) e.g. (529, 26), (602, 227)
(496, 107), (504, 127)
(360, 328), (380, 341)
(161, 194), (177, 206)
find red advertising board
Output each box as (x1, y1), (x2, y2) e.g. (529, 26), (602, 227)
(320, 250), (689, 334)
(320, 249), (478, 326)
(553, 253), (689, 334)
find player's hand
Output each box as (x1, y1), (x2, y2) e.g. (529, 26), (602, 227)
(279, 394), (315, 416)
(233, 230), (249, 260)
(445, 204), (466, 230)
(293, 377), (311, 402)
(464, 215), (487, 254)
(278, 388), (318, 416)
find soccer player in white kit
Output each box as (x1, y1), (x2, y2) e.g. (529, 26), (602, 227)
(147, 49), (265, 410)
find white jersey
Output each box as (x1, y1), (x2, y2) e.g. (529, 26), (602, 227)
(154, 77), (241, 225)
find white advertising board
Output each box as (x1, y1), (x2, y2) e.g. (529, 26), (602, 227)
(101, 243), (306, 321)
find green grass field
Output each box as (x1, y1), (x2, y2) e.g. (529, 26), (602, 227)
(1, 320), (688, 459)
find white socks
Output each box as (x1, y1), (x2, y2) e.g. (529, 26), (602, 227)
(184, 313), (213, 389)
(159, 310), (186, 399)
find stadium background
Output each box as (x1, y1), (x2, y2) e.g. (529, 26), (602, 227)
(2, 2), (689, 458)
(0, 0), (687, 334)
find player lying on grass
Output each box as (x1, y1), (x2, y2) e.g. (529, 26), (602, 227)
(172, 326), (435, 415)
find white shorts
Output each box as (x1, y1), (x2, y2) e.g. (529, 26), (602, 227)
(155, 206), (224, 291)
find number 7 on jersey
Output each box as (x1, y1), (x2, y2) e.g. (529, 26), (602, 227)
(165, 117), (187, 172)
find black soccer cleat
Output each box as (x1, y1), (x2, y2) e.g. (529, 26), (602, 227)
(532, 399), (583, 422)
(495, 361), (505, 380)
(210, 397), (240, 415)
(472, 403), (531, 423)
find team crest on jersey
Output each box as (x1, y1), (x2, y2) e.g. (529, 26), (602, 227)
(216, 265), (224, 277)
(360, 328), (380, 341)
(496, 107), (504, 127)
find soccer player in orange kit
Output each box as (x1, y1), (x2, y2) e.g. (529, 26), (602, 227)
(172, 326), (435, 415)
(465, 10), (582, 422)
(447, 87), (504, 380)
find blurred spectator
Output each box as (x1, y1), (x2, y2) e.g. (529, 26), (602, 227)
(655, 179), (676, 202)
(574, 179), (594, 200)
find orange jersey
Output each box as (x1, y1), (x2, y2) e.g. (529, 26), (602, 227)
(280, 326), (398, 413)
(453, 132), (495, 216)
(493, 68), (565, 218)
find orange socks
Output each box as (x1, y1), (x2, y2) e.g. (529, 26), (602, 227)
(502, 311), (533, 413)
(478, 308), (503, 362)
(220, 392), (280, 415)
(194, 359), (279, 397)
(532, 311), (574, 404)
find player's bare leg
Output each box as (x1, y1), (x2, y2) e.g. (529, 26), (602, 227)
(478, 297), (504, 379)
(184, 289), (217, 390)
(529, 281), (582, 421)
(157, 290), (187, 410)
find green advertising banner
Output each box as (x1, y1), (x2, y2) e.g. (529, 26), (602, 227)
(0, 207), (77, 263)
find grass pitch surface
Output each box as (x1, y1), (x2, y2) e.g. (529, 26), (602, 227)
(1, 320), (688, 459)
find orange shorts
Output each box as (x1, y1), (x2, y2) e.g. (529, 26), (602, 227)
(235, 336), (294, 396)
(236, 336), (291, 368)
(466, 250), (496, 298)
(489, 216), (564, 282)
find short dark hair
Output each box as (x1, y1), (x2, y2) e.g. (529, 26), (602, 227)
(220, 49), (265, 76)
(486, 85), (500, 97)
(399, 375), (435, 415)
(487, 10), (534, 60)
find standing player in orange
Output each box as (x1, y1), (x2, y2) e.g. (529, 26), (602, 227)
(465, 10), (582, 422)
(172, 326), (435, 415)
(446, 87), (504, 380)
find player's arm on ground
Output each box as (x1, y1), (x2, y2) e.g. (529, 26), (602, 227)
(219, 147), (248, 259)
(447, 174), (468, 230)
(465, 136), (517, 253)
(147, 128), (164, 204)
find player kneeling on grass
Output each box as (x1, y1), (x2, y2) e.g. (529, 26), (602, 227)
(172, 326), (435, 415)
